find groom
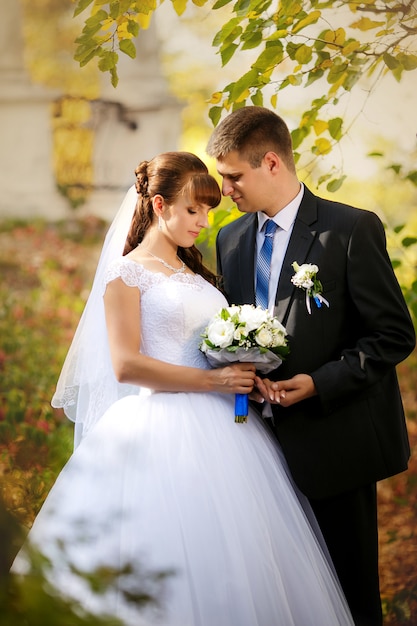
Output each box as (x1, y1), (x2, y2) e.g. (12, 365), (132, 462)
(207, 106), (415, 626)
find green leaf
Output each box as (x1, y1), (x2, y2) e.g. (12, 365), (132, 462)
(305, 67), (324, 86)
(110, 2), (120, 19)
(282, 0), (303, 17)
(110, 66), (119, 88)
(73, 0), (95, 18)
(230, 69), (259, 100)
(78, 21), (104, 38)
(383, 52), (400, 70)
(249, 0), (273, 12)
(406, 171), (417, 186)
(389, 164), (402, 175)
(327, 61), (348, 84)
(328, 117), (343, 140)
(220, 307), (229, 320)
(402, 237), (417, 248)
(294, 44), (312, 64)
(75, 31), (92, 44)
(286, 41), (299, 61)
(251, 90), (263, 106)
(343, 69), (361, 92)
(311, 95), (328, 109)
(241, 30), (263, 50)
(327, 176), (346, 192)
(213, 0), (233, 8)
(252, 42), (284, 71)
(234, 0), (251, 18)
(393, 224), (405, 234)
(231, 101), (247, 112)
(119, 39), (137, 58)
(77, 46), (100, 66)
(209, 106), (223, 126)
(317, 172), (332, 186)
(127, 19), (140, 37)
(220, 42), (239, 66)
(120, 0), (135, 11)
(392, 63), (404, 82)
(213, 19), (240, 46)
(258, 67), (273, 85)
(288, 73), (302, 86)
(291, 126), (309, 149)
(396, 53), (417, 71)
(85, 10), (108, 28)
(98, 50), (119, 71)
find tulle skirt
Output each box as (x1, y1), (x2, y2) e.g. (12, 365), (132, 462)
(13, 390), (353, 625)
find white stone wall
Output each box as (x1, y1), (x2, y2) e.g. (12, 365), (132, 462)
(0, 4), (182, 221)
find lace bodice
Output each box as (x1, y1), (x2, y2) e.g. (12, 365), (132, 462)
(105, 257), (228, 369)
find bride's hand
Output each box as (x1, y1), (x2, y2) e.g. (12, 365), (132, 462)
(208, 363), (256, 394)
(255, 374), (316, 406)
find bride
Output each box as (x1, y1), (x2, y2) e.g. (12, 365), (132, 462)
(13, 152), (354, 625)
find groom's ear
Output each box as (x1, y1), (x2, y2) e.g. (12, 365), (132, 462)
(263, 151), (280, 174)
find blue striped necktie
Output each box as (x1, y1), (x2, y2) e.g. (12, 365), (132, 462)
(256, 219), (278, 309)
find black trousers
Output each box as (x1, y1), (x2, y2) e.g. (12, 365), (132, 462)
(310, 484), (383, 626)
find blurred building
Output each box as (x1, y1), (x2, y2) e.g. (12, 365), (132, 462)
(0, 3), (182, 220)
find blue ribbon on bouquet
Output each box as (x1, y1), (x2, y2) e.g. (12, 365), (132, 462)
(235, 393), (249, 424)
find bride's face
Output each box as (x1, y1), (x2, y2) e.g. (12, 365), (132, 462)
(162, 196), (212, 248)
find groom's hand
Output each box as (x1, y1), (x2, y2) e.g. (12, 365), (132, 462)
(255, 374), (317, 407)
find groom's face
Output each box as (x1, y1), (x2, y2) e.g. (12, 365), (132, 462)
(216, 150), (275, 215)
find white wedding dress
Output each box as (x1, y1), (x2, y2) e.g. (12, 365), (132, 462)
(13, 258), (353, 626)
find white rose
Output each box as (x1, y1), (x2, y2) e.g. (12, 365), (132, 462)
(238, 304), (268, 331)
(291, 263), (318, 290)
(271, 318), (287, 334)
(226, 305), (241, 318)
(302, 278), (314, 289)
(234, 327), (247, 344)
(207, 318), (235, 348)
(271, 330), (286, 348)
(255, 326), (273, 348)
(292, 273), (312, 290)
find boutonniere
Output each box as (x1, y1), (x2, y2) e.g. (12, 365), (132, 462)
(291, 261), (330, 315)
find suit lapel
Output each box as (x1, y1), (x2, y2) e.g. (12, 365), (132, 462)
(274, 187), (318, 323)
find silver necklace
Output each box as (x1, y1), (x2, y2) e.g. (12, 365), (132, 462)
(145, 249), (186, 273)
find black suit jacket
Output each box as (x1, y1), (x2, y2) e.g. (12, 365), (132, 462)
(216, 186), (416, 499)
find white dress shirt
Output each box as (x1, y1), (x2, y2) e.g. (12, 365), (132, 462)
(255, 183), (304, 312)
(255, 183), (304, 418)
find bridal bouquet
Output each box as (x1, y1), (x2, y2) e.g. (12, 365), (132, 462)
(200, 304), (289, 423)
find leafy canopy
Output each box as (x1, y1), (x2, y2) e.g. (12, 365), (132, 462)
(73, 0), (417, 191)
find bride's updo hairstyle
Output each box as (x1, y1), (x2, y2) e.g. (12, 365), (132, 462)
(123, 151), (221, 286)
